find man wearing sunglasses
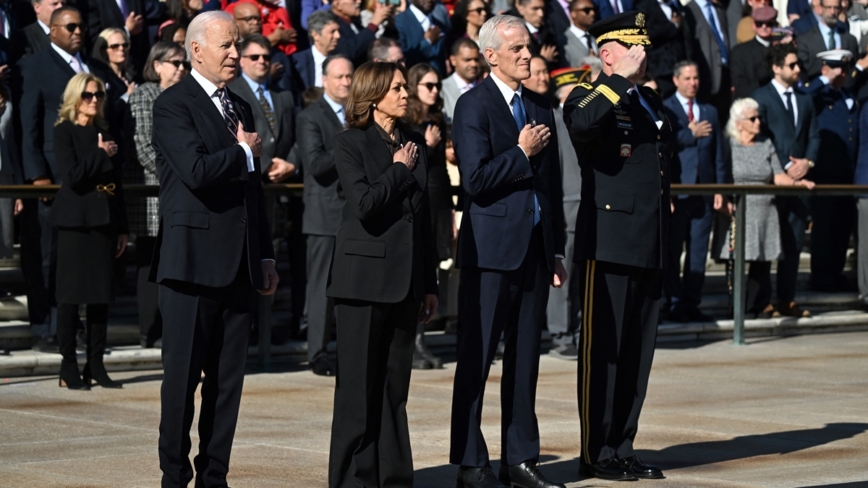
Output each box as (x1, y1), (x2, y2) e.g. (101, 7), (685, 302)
(14, 5), (115, 353)
(732, 6), (786, 98)
(563, 0), (597, 68)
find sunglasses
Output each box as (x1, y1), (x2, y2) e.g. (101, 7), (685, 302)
(108, 42), (130, 50)
(418, 81), (441, 91)
(235, 15), (260, 22)
(163, 59), (191, 70)
(754, 20), (776, 27)
(243, 54), (272, 62)
(53, 22), (85, 33)
(787, 61), (799, 70)
(747, 116), (760, 122)
(81, 90), (106, 102)
(469, 6), (487, 14)
(572, 7), (594, 13)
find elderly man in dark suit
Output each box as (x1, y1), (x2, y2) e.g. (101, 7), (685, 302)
(662, 60), (725, 323)
(751, 43), (819, 318)
(150, 11), (278, 487)
(394, 0), (450, 73)
(798, 0), (858, 81)
(450, 14), (567, 488)
(291, 9), (340, 97)
(298, 53), (352, 377)
(8, 0), (63, 65)
(14, 5), (113, 353)
(683, 0), (731, 117)
(330, 0), (392, 66)
(731, 6), (783, 98)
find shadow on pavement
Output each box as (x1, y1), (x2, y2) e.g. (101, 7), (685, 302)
(637, 423), (868, 470)
(413, 455), (590, 488)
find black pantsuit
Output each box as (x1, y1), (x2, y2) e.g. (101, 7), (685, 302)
(158, 259), (254, 488)
(19, 199), (57, 336)
(577, 260), (661, 464)
(136, 236), (162, 345)
(810, 196), (856, 289)
(329, 291), (419, 488)
(450, 227), (549, 467)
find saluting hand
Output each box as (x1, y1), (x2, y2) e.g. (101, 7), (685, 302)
(518, 124), (551, 157)
(236, 122), (263, 158)
(612, 45), (646, 83)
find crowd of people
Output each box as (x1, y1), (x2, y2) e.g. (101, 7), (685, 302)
(0, 0), (867, 484)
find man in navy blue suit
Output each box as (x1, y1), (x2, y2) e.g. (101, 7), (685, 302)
(394, 0), (450, 74)
(450, 14), (567, 488)
(662, 60), (725, 323)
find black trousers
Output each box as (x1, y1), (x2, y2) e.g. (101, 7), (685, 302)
(20, 198), (57, 336)
(137, 236), (162, 344)
(158, 260), (254, 488)
(664, 197), (714, 311)
(776, 196), (810, 303)
(578, 260), (661, 465)
(746, 261), (772, 313)
(810, 195), (855, 289)
(328, 290), (420, 488)
(305, 234), (336, 361)
(450, 227), (549, 467)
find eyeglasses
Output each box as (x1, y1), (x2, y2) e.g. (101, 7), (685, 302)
(81, 90), (106, 102)
(468, 7), (487, 14)
(572, 7), (594, 13)
(53, 22), (85, 33)
(235, 15), (261, 22)
(108, 42), (130, 50)
(243, 54), (272, 62)
(418, 81), (441, 91)
(754, 20), (776, 27)
(163, 59), (191, 70)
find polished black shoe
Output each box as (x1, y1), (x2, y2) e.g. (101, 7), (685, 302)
(579, 459), (637, 481)
(618, 457), (664, 479)
(499, 461), (565, 488)
(310, 356), (335, 377)
(685, 308), (715, 323)
(457, 466), (508, 488)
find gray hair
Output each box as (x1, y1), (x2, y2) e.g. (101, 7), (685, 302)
(726, 97), (759, 140)
(308, 10), (339, 43)
(672, 60), (698, 79)
(186, 10), (234, 59)
(581, 55), (602, 76)
(478, 14), (528, 63)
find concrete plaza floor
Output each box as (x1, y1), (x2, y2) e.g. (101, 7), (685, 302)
(1, 332), (867, 488)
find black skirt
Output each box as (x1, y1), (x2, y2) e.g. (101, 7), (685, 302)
(56, 226), (115, 304)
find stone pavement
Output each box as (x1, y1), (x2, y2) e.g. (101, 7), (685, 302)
(1, 332), (867, 488)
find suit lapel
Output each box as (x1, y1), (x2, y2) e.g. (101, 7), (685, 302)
(482, 77), (518, 139)
(48, 48), (76, 77)
(318, 97), (343, 130)
(304, 51), (315, 88)
(363, 124), (396, 179)
(184, 76), (232, 148)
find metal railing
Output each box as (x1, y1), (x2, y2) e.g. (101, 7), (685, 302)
(2, 184), (867, 363)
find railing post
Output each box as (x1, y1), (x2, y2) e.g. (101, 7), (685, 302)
(732, 192), (747, 345)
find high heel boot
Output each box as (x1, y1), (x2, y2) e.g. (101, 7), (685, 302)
(57, 304), (89, 390)
(83, 318), (122, 389)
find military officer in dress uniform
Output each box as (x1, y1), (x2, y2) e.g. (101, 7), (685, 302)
(804, 50), (860, 291)
(562, 11), (670, 482)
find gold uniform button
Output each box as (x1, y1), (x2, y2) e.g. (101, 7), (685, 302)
(605, 204), (611, 210)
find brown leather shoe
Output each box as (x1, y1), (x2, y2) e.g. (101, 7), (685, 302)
(774, 301), (811, 318)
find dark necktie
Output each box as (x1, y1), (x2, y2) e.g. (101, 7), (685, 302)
(218, 87), (239, 137)
(511, 93), (540, 226)
(256, 85), (276, 134)
(784, 91), (795, 128)
(687, 98), (694, 122)
(827, 28), (836, 50)
(705, 2), (728, 66)
(583, 33), (593, 53)
(533, 31), (540, 43)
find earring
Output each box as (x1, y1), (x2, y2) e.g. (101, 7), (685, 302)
(373, 103), (378, 109)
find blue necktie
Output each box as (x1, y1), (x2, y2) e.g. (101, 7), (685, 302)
(705, 2), (728, 66)
(512, 94), (540, 226)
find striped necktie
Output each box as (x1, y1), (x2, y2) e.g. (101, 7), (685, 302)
(256, 85), (276, 134)
(218, 87), (239, 138)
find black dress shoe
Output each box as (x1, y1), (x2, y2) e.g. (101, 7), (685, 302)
(310, 356), (335, 376)
(33, 335), (60, 353)
(579, 459), (637, 481)
(685, 308), (715, 323)
(499, 461), (565, 488)
(457, 466), (508, 488)
(618, 457), (664, 479)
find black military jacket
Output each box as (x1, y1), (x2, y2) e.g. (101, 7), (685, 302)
(563, 72), (673, 269)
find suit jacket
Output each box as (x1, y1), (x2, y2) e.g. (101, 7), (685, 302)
(441, 73), (462, 122)
(298, 96), (344, 236)
(8, 21), (49, 65)
(791, 12), (818, 35)
(683, 0), (730, 97)
(592, 0), (633, 19)
(453, 75), (566, 272)
(290, 48), (315, 98)
(725, 0), (744, 48)
(856, 102), (868, 186)
(798, 24), (859, 82)
(563, 73), (674, 269)
(326, 123), (439, 303)
(562, 27), (592, 69)
(663, 95), (726, 194)
(334, 14), (377, 67)
(804, 82), (860, 183)
(395, 5), (450, 74)
(546, 0), (571, 39)
(50, 120), (127, 232)
(731, 38), (771, 98)
(14, 47), (113, 183)
(554, 106), (581, 232)
(229, 76), (296, 177)
(751, 82), (820, 169)
(149, 74), (274, 289)
(86, 0), (152, 74)
(635, 0), (691, 80)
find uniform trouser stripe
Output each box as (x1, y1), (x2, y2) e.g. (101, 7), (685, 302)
(581, 260), (595, 464)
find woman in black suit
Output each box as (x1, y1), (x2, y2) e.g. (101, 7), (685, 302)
(327, 61), (439, 488)
(52, 73), (128, 390)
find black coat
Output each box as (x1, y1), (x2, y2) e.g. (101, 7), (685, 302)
(731, 38), (771, 99)
(298, 96), (344, 237)
(326, 123), (439, 303)
(563, 73), (674, 269)
(334, 16), (377, 67)
(50, 120), (127, 232)
(8, 21), (50, 66)
(149, 74), (275, 289)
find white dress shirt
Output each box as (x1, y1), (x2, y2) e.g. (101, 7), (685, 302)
(312, 46), (327, 87)
(674, 91), (700, 122)
(755, 35), (770, 47)
(451, 72), (475, 93)
(190, 68), (254, 173)
(409, 3), (432, 39)
(50, 43), (90, 73)
(569, 24), (596, 55)
(323, 93), (346, 126)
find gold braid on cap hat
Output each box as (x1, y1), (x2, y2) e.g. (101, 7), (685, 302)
(595, 28), (651, 45)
